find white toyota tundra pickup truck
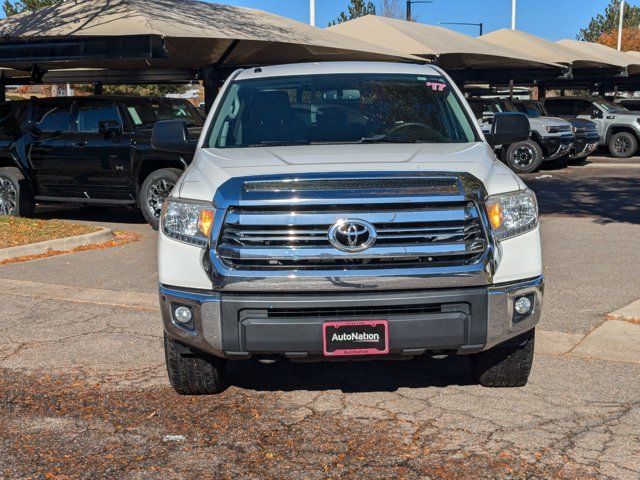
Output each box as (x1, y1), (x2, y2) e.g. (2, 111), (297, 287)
(152, 62), (543, 395)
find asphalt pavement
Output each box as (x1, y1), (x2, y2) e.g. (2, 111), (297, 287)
(0, 155), (639, 479)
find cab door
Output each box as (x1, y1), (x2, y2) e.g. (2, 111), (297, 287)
(28, 100), (78, 198)
(72, 99), (134, 200)
(575, 100), (605, 140)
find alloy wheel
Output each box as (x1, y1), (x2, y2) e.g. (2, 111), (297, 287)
(512, 145), (535, 168)
(614, 136), (632, 156)
(0, 176), (17, 215)
(147, 178), (175, 219)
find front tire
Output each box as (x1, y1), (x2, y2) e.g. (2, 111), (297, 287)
(503, 140), (544, 174)
(471, 329), (535, 387)
(164, 333), (228, 395)
(140, 168), (182, 229)
(0, 167), (34, 217)
(608, 131), (638, 158)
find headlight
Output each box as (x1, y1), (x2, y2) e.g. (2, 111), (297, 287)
(161, 198), (215, 247)
(485, 190), (538, 241)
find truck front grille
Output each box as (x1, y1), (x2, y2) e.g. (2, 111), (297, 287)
(216, 201), (487, 271)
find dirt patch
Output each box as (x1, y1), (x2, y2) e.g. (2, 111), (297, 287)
(0, 231), (140, 266)
(0, 217), (99, 249)
(0, 368), (595, 480)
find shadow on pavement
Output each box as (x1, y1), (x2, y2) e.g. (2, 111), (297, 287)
(34, 204), (146, 225)
(227, 355), (474, 393)
(525, 172), (640, 225)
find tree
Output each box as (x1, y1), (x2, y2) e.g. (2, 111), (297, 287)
(2, 0), (60, 16)
(330, 0), (376, 25)
(597, 27), (640, 51)
(577, 0), (640, 42)
(380, 0), (404, 19)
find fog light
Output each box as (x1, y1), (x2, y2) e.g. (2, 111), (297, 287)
(514, 296), (532, 315)
(174, 306), (193, 324)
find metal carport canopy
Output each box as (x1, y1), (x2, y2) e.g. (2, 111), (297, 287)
(557, 39), (640, 75)
(327, 15), (566, 83)
(0, 0), (418, 85)
(479, 29), (624, 80)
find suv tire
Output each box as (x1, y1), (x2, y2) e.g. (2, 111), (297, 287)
(164, 333), (228, 395)
(471, 329), (535, 387)
(608, 131), (638, 158)
(140, 168), (182, 229)
(0, 167), (34, 217)
(503, 140), (543, 174)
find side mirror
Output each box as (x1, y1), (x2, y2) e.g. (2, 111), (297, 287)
(484, 112), (530, 147)
(22, 120), (40, 136)
(591, 109), (603, 119)
(151, 120), (196, 155)
(98, 120), (122, 137)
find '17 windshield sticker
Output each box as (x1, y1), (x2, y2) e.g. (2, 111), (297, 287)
(426, 81), (448, 92)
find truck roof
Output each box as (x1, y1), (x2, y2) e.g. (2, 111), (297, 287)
(234, 61), (441, 81)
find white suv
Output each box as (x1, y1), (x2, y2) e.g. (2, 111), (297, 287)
(153, 62), (543, 394)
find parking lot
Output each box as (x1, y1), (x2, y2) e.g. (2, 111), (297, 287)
(1, 155), (639, 479)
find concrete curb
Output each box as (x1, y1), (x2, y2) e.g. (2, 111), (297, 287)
(0, 227), (114, 262)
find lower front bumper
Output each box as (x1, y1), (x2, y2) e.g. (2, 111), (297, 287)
(159, 276), (544, 360)
(570, 140), (599, 159)
(540, 135), (573, 161)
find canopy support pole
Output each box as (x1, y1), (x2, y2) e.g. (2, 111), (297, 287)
(537, 82), (547, 99)
(203, 66), (217, 113)
(0, 78), (5, 103)
(597, 83), (606, 97)
(94, 82), (104, 95)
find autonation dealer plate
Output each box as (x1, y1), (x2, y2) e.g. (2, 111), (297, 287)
(322, 320), (389, 357)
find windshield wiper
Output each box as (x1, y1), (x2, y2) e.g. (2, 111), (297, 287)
(359, 135), (420, 144)
(245, 140), (309, 147)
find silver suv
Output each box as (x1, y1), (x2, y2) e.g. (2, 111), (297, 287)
(469, 98), (573, 173)
(543, 96), (640, 158)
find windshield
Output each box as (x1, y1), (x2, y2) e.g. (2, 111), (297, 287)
(514, 102), (543, 118)
(595, 99), (627, 113)
(207, 73), (478, 148)
(125, 99), (203, 129)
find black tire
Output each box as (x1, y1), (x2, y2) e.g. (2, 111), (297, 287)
(503, 140), (544, 174)
(608, 131), (638, 158)
(139, 168), (182, 229)
(0, 166), (34, 217)
(164, 333), (228, 395)
(471, 329), (535, 388)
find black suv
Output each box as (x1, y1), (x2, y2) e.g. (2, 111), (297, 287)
(0, 96), (202, 228)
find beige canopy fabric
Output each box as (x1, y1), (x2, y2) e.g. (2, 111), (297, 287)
(480, 29), (619, 69)
(0, 0), (417, 74)
(328, 15), (561, 70)
(557, 39), (640, 74)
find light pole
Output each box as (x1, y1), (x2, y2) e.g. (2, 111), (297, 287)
(406, 0), (433, 21)
(440, 22), (484, 36)
(511, 0), (517, 30)
(310, 0), (315, 26)
(618, 0), (625, 51)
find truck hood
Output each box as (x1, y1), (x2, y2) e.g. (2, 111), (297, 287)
(528, 116), (572, 129)
(178, 142), (523, 201)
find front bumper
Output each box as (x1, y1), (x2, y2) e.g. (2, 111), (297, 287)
(160, 276), (544, 360)
(539, 134), (573, 161)
(570, 132), (600, 159)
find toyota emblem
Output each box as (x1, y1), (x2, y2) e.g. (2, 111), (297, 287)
(328, 219), (377, 253)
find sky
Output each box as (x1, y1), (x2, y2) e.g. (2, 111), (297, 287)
(0, 0), (630, 41)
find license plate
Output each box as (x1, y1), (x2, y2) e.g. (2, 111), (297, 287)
(322, 320), (389, 357)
